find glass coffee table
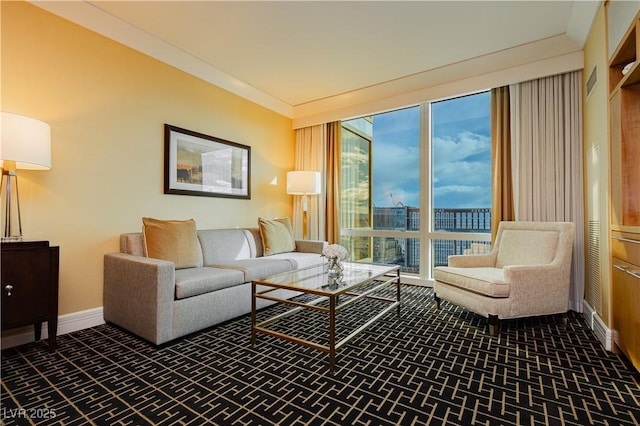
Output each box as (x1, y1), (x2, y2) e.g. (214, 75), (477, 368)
(251, 261), (401, 372)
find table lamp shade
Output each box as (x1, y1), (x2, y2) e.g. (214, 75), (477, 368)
(286, 171), (321, 195)
(1, 112), (52, 170)
(1, 112), (52, 241)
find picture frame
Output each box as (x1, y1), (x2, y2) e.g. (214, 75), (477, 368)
(164, 124), (251, 199)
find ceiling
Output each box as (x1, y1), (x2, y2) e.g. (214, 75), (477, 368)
(32, 1), (599, 120)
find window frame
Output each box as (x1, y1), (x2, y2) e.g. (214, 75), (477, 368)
(340, 96), (491, 285)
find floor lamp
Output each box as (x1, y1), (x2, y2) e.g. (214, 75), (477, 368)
(286, 171), (321, 240)
(1, 112), (52, 242)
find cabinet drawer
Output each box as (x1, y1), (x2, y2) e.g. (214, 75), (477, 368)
(612, 231), (640, 267)
(612, 256), (640, 370)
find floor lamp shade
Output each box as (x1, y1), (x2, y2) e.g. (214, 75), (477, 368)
(286, 171), (321, 196)
(286, 171), (321, 240)
(1, 112), (52, 241)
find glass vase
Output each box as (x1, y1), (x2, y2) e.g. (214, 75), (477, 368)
(327, 256), (344, 285)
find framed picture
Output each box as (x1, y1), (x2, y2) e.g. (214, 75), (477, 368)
(164, 124), (251, 199)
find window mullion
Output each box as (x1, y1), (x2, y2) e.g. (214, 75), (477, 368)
(420, 102), (432, 281)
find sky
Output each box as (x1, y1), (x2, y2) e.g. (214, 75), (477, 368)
(371, 91), (491, 209)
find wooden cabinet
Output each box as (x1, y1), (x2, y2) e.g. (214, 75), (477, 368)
(1, 241), (59, 352)
(609, 11), (640, 371)
(609, 12), (640, 230)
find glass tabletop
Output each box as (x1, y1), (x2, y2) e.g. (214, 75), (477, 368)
(253, 261), (399, 295)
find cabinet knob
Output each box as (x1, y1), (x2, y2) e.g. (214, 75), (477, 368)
(4, 284), (13, 297)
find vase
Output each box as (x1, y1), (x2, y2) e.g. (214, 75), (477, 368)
(327, 256), (344, 285)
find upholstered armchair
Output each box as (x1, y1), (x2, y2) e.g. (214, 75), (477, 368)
(433, 221), (574, 336)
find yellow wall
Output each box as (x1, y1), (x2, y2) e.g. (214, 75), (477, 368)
(1, 2), (294, 317)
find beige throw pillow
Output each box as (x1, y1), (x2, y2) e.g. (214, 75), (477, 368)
(142, 217), (200, 269)
(258, 217), (296, 256)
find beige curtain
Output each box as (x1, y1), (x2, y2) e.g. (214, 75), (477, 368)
(294, 125), (325, 240)
(490, 86), (514, 243)
(293, 122), (342, 242)
(510, 70), (585, 312)
(325, 122), (341, 243)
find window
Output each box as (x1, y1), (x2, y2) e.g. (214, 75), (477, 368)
(341, 92), (491, 283)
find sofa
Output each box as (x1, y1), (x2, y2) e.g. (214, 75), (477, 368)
(103, 218), (326, 344)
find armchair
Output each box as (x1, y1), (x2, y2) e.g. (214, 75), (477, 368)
(433, 221), (574, 336)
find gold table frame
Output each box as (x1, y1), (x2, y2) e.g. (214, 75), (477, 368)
(251, 262), (401, 372)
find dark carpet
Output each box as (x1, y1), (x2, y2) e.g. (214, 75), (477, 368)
(1, 285), (639, 425)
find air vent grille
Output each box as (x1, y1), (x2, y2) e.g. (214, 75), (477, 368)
(587, 220), (601, 312)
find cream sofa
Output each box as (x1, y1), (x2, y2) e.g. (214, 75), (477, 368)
(104, 226), (326, 344)
(433, 221), (574, 336)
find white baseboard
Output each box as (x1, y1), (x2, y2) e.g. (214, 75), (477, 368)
(0, 302), (614, 352)
(1, 307), (105, 350)
(582, 300), (612, 351)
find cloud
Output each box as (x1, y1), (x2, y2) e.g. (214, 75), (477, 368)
(434, 185), (491, 208)
(433, 131), (489, 164)
(432, 130), (491, 208)
(343, 93), (491, 210)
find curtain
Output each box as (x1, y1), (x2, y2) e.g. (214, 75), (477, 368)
(294, 125), (325, 240)
(510, 70), (585, 312)
(293, 122), (342, 242)
(325, 122), (341, 243)
(490, 86), (514, 243)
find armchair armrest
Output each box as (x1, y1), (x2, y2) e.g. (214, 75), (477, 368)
(103, 252), (176, 344)
(447, 253), (496, 268)
(503, 263), (571, 314)
(295, 240), (327, 254)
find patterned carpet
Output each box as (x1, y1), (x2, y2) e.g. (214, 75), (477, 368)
(1, 285), (639, 425)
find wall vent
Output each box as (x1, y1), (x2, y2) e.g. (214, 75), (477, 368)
(587, 220), (602, 312)
(586, 65), (598, 99)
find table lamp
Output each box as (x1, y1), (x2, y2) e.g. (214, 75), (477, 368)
(286, 171), (321, 239)
(1, 112), (52, 242)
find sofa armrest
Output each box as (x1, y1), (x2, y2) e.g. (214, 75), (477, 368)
(295, 239), (327, 254)
(103, 253), (176, 345)
(447, 253), (496, 268)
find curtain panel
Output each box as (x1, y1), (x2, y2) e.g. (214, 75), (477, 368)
(294, 125), (325, 240)
(510, 70), (585, 312)
(490, 86), (514, 243)
(293, 122), (341, 242)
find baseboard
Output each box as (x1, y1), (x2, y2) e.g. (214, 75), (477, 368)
(582, 300), (612, 351)
(1, 302), (613, 352)
(1, 307), (105, 350)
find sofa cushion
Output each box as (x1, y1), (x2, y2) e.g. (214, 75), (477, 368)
(266, 252), (324, 270)
(433, 267), (509, 298)
(258, 217), (296, 256)
(495, 230), (559, 268)
(198, 229), (255, 264)
(175, 267), (245, 299)
(213, 258), (293, 281)
(142, 217), (202, 269)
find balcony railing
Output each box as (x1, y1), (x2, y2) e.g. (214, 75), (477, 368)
(341, 207), (491, 275)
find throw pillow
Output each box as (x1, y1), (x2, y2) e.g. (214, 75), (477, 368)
(258, 217), (296, 256)
(142, 217), (200, 269)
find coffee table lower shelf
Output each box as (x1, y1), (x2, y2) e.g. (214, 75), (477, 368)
(251, 264), (400, 373)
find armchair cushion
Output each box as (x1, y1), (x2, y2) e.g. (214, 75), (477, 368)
(495, 229), (559, 267)
(434, 267), (509, 297)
